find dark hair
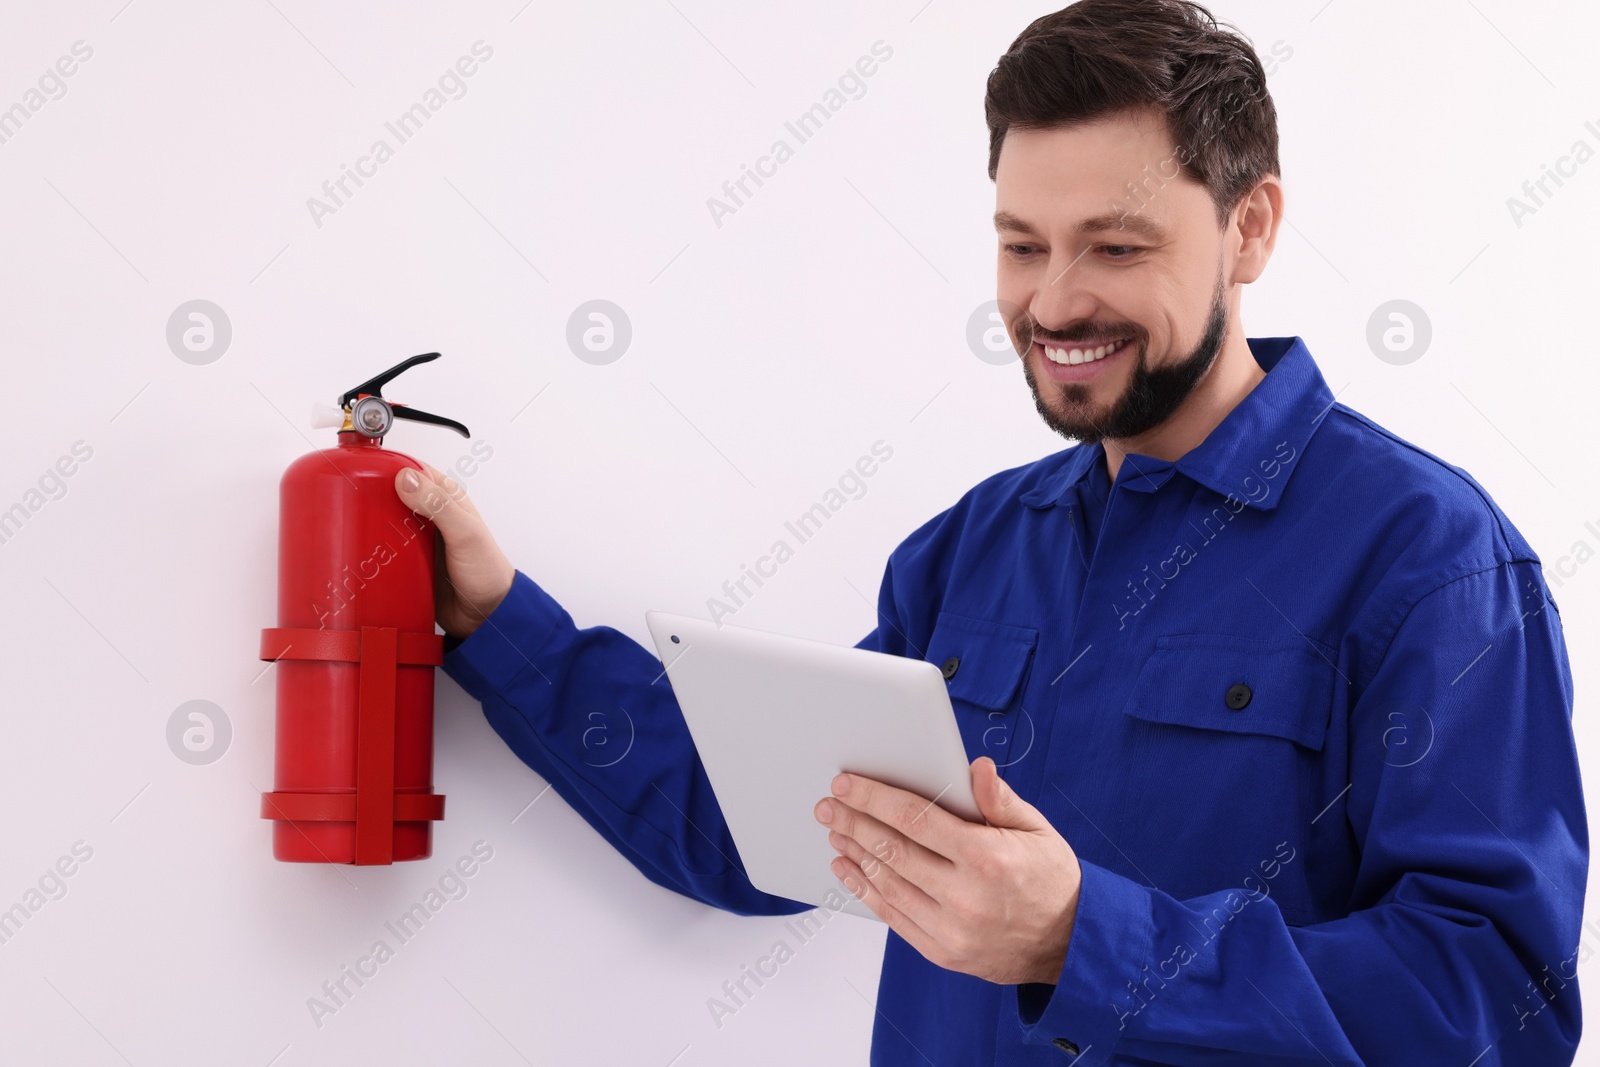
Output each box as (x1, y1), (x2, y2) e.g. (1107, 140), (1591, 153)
(984, 0), (1280, 226)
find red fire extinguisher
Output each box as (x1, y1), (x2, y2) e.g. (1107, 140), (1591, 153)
(259, 352), (469, 865)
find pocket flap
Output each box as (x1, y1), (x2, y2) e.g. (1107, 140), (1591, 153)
(1120, 633), (1335, 751)
(924, 611), (1038, 711)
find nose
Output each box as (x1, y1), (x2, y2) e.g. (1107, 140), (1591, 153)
(1028, 253), (1103, 342)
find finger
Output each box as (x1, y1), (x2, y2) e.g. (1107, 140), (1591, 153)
(418, 461), (482, 518)
(970, 756), (1051, 833)
(829, 773), (969, 861)
(818, 798), (954, 899)
(831, 853), (943, 962)
(394, 465), (480, 542)
(829, 829), (941, 928)
(429, 526), (452, 593)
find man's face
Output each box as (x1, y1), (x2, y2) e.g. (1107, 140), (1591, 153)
(994, 109), (1233, 444)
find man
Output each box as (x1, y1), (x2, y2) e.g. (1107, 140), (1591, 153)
(396, 1), (1588, 1062)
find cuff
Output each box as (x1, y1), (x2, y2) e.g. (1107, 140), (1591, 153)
(1013, 857), (1154, 1062)
(441, 570), (566, 701)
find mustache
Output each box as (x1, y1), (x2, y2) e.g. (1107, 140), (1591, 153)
(1017, 320), (1141, 346)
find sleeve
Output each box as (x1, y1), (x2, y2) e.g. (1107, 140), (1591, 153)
(1011, 559), (1588, 1065)
(441, 567), (897, 917)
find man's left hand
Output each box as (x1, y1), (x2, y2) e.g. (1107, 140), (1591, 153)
(816, 755), (1082, 986)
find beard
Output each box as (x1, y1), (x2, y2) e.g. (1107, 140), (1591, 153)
(1020, 268), (1228, 444)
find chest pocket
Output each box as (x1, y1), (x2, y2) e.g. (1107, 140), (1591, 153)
(1121, 633), (1334, 750)
(1114, 633), (1336, 924)
(923, 611), (1039, 765)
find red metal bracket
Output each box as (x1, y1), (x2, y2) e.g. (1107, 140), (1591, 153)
(259, 625), (445, 865)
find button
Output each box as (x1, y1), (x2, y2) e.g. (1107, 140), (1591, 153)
(1051, 1037), (1080, 1055)
(1225, 683), (1253, 710)
(941, 656), (960, 680)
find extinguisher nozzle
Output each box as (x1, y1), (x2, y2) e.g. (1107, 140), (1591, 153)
(310, 401), (347, 430)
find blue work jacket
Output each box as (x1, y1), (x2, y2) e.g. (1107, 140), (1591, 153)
(442, 336), (1586, 1065)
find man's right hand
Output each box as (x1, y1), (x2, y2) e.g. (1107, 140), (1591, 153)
(394, 462), (515, 641)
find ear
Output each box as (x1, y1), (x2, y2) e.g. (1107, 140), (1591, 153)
(1228, 175), (1283, 286)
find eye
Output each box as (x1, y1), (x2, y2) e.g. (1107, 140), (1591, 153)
(1100, 245), (1141, 260)
(1003, 243), (1039, 259)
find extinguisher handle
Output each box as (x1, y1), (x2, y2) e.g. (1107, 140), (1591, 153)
(340, 352), (442, 408)
(391, 403), (471, 439)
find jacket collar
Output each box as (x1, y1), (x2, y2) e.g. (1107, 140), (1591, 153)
(1019, 336), (1333, 513)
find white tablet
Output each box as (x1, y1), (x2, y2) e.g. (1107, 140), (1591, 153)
(643, 609), (983, 922)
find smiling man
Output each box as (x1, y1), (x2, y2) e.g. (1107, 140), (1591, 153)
(997, 111), (1256, 469)
(403, 1), (1587, 1064)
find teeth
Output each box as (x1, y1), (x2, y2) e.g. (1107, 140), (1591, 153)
(1044, 339), (1124, 366)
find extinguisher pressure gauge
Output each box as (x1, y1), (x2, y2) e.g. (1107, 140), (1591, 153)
(351, 395), (393, 438)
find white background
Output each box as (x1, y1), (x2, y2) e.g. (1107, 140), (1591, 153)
(2, 0), (1597, 1063)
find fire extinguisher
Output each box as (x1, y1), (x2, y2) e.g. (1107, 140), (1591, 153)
(259, 352), (469, 865)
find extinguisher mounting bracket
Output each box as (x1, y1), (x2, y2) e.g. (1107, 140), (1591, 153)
(339, 351), (471, 439)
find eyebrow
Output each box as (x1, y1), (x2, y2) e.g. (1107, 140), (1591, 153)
(993, 209), (1167, 242)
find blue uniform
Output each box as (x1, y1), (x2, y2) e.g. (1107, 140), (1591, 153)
(443, 336), (1587, 1064)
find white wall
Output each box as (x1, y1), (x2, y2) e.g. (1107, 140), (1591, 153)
(2, 0), (1596, 1062)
